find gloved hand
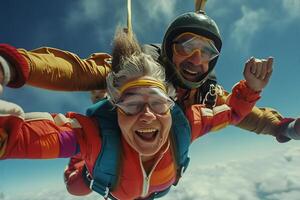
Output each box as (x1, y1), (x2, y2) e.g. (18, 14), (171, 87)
(281, 118), (300, 141)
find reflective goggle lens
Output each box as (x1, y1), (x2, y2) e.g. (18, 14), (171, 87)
(173, 33), (219, 62)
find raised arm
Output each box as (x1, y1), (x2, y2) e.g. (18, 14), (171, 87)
(186, 57), (273, 141)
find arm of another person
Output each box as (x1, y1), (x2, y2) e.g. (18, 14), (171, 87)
(0, 44), (111, 91)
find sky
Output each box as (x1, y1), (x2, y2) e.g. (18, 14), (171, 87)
(0, 0), (300, 199)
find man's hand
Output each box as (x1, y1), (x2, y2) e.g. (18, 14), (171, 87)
(244, 57), (273, 91)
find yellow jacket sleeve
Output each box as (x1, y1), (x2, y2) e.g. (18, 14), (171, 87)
(18, 47), (112, 91)
(215, 86), (282, 136)
(236, 107), (283, 136)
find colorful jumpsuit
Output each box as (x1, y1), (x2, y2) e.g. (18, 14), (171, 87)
(0, 80), (261, 199)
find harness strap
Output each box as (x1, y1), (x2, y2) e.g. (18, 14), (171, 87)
(170, 103), (191, 185)
(86, 100), (121, 198)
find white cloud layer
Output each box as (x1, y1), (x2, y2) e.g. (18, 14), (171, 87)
(3, 147), (300, 200)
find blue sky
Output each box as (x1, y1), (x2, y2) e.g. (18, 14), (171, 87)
(1, 0), (300, 199)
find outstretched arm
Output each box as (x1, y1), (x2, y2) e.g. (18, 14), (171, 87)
(0, 44), (111, 91)
(0, 100), (81, 159)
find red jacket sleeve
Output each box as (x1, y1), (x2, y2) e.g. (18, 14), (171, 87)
(186, 80), (261, 142)
(0, 100), (93, 159)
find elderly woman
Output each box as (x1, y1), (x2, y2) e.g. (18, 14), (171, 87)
(0, 29), (266, 199)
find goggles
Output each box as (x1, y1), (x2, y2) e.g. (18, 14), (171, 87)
(116, 87), (174, 116)
(172, 32), (219, 62)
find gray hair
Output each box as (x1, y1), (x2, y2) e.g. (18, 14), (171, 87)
(106, 28), (176, 104)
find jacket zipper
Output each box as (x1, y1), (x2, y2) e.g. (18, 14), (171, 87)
(139, 141), (171, 198)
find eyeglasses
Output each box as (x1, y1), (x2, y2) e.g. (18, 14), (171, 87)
(172, 32), (219, 62)
(116, 97), (174, 116)
(115, 90), (175, 116)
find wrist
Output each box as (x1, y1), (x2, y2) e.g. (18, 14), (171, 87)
(244, 80), (262, 92)
(0, 44), (29, 88)
(233, 80), (261, 102)
(283, 120), (300, 140)
(0, 55), (11, 85)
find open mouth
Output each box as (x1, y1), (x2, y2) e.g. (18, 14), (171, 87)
(181, 67), (201, 81)
(135, 128), (159, 142)
(183, 68), (198, 75)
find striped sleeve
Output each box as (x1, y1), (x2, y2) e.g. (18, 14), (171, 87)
(0, 100), (84, 159)
(186, 80), (261, 141)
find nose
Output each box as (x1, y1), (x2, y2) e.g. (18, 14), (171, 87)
(188, 49), (203, 65)
(139, 105), (157, 123)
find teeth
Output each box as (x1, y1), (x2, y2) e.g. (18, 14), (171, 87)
(136, 128), (157, 134)
(184, 68), (198, 75)
(136, 129), (158, 141)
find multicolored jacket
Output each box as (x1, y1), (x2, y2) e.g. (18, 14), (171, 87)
(0, 44), (291, 141)
(0, 80), (260, 199)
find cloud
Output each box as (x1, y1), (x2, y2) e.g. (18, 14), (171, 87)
(282, 0), (300, 18)
(161, 147), (300, 200)
(64, 0), (105, 26)
(4, 147), (300, 200)
(230, 6), (269, 52)
(0, 193), (4, 200)
(138, 0), (176, 21)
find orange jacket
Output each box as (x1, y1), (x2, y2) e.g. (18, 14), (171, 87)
(0, 80), (260, 199)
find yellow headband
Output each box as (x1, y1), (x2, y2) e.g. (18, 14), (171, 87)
(119, 79), (167, 94)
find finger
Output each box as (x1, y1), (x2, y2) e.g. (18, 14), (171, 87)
(244, 57), (255, 76)
(263, 57), (273, 81)
(254, 59), (263, 78)
(259, 59), (268, 80)
(266, 57), (274, 74)
(248, 57), (256, 74)
(263, 68), (273, 82)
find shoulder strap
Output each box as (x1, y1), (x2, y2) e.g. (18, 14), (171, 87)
(86, 99), (121, 199)
(170, 103), (191, 183)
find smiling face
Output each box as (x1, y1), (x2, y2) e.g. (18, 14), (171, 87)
(117, 78), (173, 157)
(172, 50), (210, 82)
(171, 32), (219, 82)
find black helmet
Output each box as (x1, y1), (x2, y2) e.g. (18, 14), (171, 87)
(161, 11), (222, 89)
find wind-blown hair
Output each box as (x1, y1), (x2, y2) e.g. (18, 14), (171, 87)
(106, 28), (176, 104)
